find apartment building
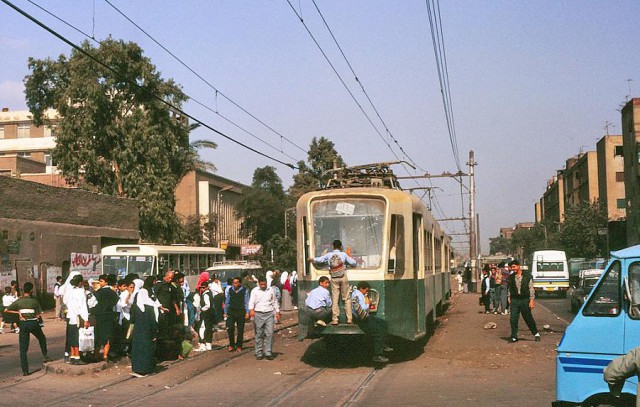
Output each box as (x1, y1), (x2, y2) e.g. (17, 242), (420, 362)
(622, 98), (640, 245)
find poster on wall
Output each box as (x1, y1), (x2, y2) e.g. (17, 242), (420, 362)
(46, 267), (62, 293)
(0, 269), (16, 290)
(70, 252), (102, 280)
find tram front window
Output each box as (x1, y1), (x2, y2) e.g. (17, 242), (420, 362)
(311, 198), (384, 269)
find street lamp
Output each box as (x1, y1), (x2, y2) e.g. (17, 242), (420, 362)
(216, 186), (233, 247)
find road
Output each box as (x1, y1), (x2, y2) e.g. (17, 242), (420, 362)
(536, 294), (575, 326)
(0, 293), (566, 406)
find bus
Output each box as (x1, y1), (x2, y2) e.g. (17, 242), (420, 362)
(205, 260), (263, 289)
(531, 250), (569, 297)
(101, 244), (225, 287)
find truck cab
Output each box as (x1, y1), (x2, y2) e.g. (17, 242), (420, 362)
(554, 245), (640, 406)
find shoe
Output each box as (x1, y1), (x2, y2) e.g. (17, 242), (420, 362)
(194, 344), (206, 352)
(256, 355), (264, 360)
(331, 320), (339, 325)
(493, 311), (498, 315)
(266, 354), (274, 360)
(534, 333), (541, 342)
(501, 311), (507, 315)
(383, 346), (394, 353)
(228, 346), (235, 352)
(22, 372), (29, 376)
(205, 343), (212, 351)
(372, 355), (389, 363)
(293, 306), (298, 310)
(484, 311), (490, 314)
(42, 356), (53, 363)
(346, 320), (353, 325)
(315, 320), (326, 327)
(235, 347), (242, 353)
(130, 372), (147, 378)
(509, 337), (518, 343)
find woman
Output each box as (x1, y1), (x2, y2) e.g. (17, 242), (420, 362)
(290, 271), (298, 309)
(281, 271), (293, 311)
(131, 276), (161, 377)
(66, 274), (90, 365)
(194, 281), (214, 351)
(209, 273), (224, 327)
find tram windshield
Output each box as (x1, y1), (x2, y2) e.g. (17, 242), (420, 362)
(311, 198), (385, 269)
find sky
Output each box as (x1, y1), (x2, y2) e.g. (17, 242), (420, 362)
(2, 1), (640, 256)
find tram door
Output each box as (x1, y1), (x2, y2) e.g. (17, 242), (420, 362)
(413, 214), (425, 334)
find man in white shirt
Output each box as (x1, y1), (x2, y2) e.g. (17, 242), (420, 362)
(248, 277), (280, 360)
(53, 276), (63, 320)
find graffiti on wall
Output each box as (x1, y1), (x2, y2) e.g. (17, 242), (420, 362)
(70, 252), (102, 280)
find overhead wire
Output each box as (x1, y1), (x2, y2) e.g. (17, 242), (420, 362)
(102, 0), (309, 157)
(5, 0), (297, 170)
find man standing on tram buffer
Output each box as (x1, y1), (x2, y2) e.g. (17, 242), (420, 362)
(309, 239), (357, 325)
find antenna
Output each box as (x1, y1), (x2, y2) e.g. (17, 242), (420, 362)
(604, 121), (615, 136)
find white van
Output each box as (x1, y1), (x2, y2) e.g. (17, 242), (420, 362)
(531, 250), (569, 297)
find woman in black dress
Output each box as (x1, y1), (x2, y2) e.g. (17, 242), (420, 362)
(131, 276), (160, 377)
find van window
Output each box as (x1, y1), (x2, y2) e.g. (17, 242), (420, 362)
(583, 260), (621, 317)
(627, 262), (640, 319)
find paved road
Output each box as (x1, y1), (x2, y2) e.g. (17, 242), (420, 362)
(537, 295), (575, 326)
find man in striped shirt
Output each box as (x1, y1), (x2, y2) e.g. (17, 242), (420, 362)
(5, 282), (51, 376)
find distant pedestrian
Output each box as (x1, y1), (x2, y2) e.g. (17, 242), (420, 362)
(507, 260), (540, 343)
(2, 287), (18, 333)
(491, 265), (502, 314)
(249, 277), (280, 360)
(224, 277), (249, 353)
(54, 276), (63, 320)
(5, 282), (52, 375)
(455, 272), (463, 293)
(481, 265), (492, 313)
(309, 239), (357, 325)
(498, 262), (510, 314)
(209, 273), (224, 327)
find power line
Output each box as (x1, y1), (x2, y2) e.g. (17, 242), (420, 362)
(101, 0), (308, 158)
(25, 0), (301, 164)
(310, 0), (425, 173)
(4, 0), (297, 169)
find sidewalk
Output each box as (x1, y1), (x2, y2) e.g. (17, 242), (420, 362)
(359, 290), (565, 407)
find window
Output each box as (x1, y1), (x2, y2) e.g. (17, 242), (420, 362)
(17, 152), (31, 158)
(617, 199), (626, 209)
(614, 145), (624, 156)
(311, 198), (385, 269)
(627, 262), (640, 319)
(583, 260), (620, 317)
(44, 125), (56, 137)
(17, 124), (30, 138)
(0, 125), (4, 139)
(616, 172), (625, 182)
(44, 153), (56, 167)
(29, 231), (35, 242)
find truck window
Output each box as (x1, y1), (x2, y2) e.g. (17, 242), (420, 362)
(628, 262), (640, 320)
(582, 260), (621, 317)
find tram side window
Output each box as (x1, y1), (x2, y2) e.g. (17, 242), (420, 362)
(583, 260), (621, 317)
(627, 262), (640, 319)
(388, 215), (405, 274)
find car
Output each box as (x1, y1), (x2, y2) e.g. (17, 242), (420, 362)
(569, 269), (603, 313)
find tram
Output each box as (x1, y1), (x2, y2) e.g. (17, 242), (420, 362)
(296, 162), (452, 341)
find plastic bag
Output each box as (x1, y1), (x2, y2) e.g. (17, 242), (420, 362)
(181, 340), (193, 358)
(79, 326), (95, 352)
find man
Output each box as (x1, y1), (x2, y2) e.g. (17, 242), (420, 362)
(481, 265), (492, 313)
(351, 281), (392, 363)
(299, 276), (332, 340)
(507, 260), (540, 343)
(5, 282), (51, 376)
(499, 262), (510, 314)
(309, 239), (357, 325)
(94, 274), (119, 361)
(603, 345), (640, 406)
(53, 276), (63, 320)
(249, 277), (280, 360)
(224, 277), (249, 352)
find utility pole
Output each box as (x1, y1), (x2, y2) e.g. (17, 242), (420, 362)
(468, 150), (477, 292)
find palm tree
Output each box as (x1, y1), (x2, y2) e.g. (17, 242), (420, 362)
(187, 123), (217, 172)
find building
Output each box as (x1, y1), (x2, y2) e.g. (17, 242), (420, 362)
(541, 173), (565, 224)
(0, 176), (139, 305)
(622, 98), (640, 245)
(563, 151), (599, 208)
(596, 134), (626, 220)
(175, 170), (251, 258)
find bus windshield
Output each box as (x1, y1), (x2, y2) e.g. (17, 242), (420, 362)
(537, 261), (564, 272)
(311, 198), (385, 269)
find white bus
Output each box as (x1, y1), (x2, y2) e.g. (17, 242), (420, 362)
(205, 260), (263, 289)
(101, 244), (225, 286)
(531, 250), (569, 297)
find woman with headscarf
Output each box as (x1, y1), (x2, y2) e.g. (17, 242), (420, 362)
(194, 280), (214, 351)
(66, 274), (90, 365)
(281, 271), (293, 311)
(60, 271), (81, 362)
(131, 276), (161, 377)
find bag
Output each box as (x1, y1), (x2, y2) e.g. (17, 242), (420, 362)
(181, 339), (194, 358)
(353, 299), (369, 321)
(79, 326), (95, 352)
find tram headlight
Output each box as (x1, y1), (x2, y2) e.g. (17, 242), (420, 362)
(367, 289), (380, 313)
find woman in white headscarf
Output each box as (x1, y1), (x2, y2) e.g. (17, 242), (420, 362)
(60, 271), (81, 362)
(131, 276), (161, 377)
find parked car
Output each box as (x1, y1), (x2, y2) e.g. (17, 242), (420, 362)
(569, 269), (603, 313)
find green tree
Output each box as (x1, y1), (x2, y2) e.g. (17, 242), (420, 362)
(289, 137), (346, 199)
(489, 236), (511, 255)
(510, 224), (547, 263)
(559, 201), (607, 258)
(24, 38), (208, 243)
(258, 234), (297, 271)
(237, 166), (290, 245)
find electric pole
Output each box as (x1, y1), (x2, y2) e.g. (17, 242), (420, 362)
(468, 150), (477, 292)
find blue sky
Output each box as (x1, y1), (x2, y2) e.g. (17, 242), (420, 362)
(2, 1), (640, 255)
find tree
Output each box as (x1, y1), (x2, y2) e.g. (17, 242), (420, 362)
(237, 166), (290, 245)
(510, 224), (547, 263)
(258, 235), (297, 271)
(559, 201), (607, 258)
(24, 38), (208, 243)
(489, 236), (511, 255)
(289, 137), (346, 199)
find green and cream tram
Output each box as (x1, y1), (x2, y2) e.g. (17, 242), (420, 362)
(296, 165), (452, 341)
